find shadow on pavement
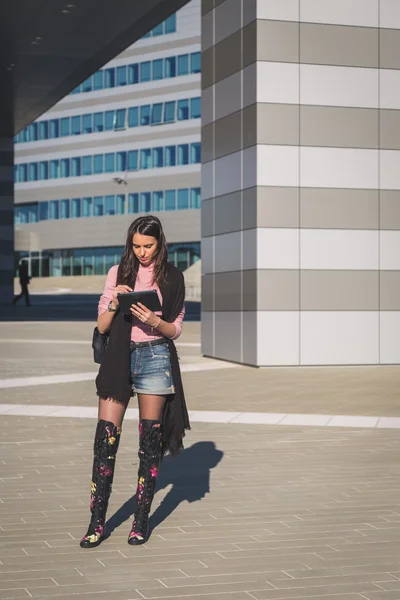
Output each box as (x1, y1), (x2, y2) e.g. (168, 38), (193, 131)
(1, 295), (201, 322)
(105, 441), (224, 539)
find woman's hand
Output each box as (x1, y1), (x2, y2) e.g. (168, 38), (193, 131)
(112, 285), (132, 308)
(130, 302), (160, 328)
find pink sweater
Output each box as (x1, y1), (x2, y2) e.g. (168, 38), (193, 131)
(98, 264), (184, 342)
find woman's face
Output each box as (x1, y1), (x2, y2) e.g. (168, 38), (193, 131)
(132, 232), (158, 265)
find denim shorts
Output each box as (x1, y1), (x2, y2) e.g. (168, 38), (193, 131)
(130, 341), (175, 396)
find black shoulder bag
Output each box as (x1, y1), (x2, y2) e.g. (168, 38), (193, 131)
(92, 327), (110, 364)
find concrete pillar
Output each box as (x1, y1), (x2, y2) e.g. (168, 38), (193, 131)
(201, 0), (400, 366)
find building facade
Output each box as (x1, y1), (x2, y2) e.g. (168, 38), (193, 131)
(14, 0), (201, 279)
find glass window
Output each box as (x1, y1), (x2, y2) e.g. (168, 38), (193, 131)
(152, 191), (163, 212)
(49, 119), (59, 138)
(19, 129), (28, 143)
(49, 200), (59, 220)
(116, 66), (127, 86)
(39, 121), (48, 140)
(93, 154), (104, 174)
(60, 158), (70, 178)
(71, 156), (81, 177)
(70, 84), (81, 94)
(82, 76), (92, 92)
(178, 99), (189, 120)
(152, 59), (163, 80)
(60, 199), (70, 219)
(128, 193), (138, 214)
(72, 256), (82, 276)
(105, 195), (115, 215)
(105, 153), (115, 173)
(140, 192), (151, 213)
(140, 148), (152, 170)
(49, 160), (59, 179)
(93, 71), (103, 90)
(165, 14), (176, 34)
(82, 114), (93, 134)
(178, 54), (189, 76)
(14, 164), (18, 182)
(190, 97), (201, 119)
(71, 198), (81, 218)
(105, 110), (114, 131)
(165, 145), (176, 167)
(39, 202), (48, 220)
(82, 156), (92, 176)
(128, 107), (138, 127)
(39, 161), (48, 180)
(116, 151), (126, 171)
(60, 117), (70, 137)
(29, 205), (38, 223)
(191, 142), (201, 164)
(165, 56), (176, 78)
(140, 61), (151, 82)
(94, 196), (104, 216)
(151, 103), (163, 124)
(165, 189), (176, 211)
(28, 163), (38, 181)
(164, 101), (175, 123)
(178, 144), (189, 165)
(94, 255), (105, 275)
(29, 123), (38, 141)
(104, 68), (115, 88)
(116, 194), (125, 215)
(142, 31), (151, 39)
(153, 147), (163, 168)
(115, 108), (126, 129)
(152, 23), (163, 36)
(127, 150), (138, 171)
(190, 52), (201, 74)
(71, 115), (81, 135)
(94, 112), (104, 132)
(128, 63), (139, 84)
(82, 196), (92, 217)
(140, 105), (150, 126)
(190, 187), (201, 209)
(178, 188), (189, 210)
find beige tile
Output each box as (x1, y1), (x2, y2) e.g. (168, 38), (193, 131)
(202, 0), (214, 16)
(258, 19), (299, 63)
(300, 188), (379, 230)
(301, 23), (379, 68)
(215, 0), (242, 45)
(381, 110), (400, 151)
(300, 106), (378, 149)
(258, 103), (299, 146)
(380, 191), (400, 230)
(256, 187), (299, 229)
(215, 110), (242, 159)
(243, 104), (257, 148)
(242, 20), (257, 68)
(258, 270), (300, 311)
(201, 273), (214, 311)
(214, 29), (242, 84)
(301, 270), (379, 310)
(242, 187), (257, 230)
(201, 197), (214, 238)
(202, 122), (214, 163)
(380, 28), (400, 69)
(215, 271), (242, 311)
(380, 272), (400, 310)
(201, 46), (214, 90)
(215, 190), (242, 235)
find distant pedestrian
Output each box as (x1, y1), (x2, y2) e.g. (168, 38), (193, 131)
(12, 260), (31, 306)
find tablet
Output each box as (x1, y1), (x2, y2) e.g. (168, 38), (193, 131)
(117, 290), (162, 316)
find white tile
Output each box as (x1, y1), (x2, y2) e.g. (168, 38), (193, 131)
(377, 417), (400, 429)
(301, 312), (379, 365)
(201, 311), (215, 356)
(201, 236), (214, 274)
(301, 147), (379, 190)
(327, 415), (379, 428)
(243, 64), (257, 108)
(257, 311), (300, 366)
(215, 0), (242, 45)
(380, 312), (400, 364)
(215, 71), (243, 119)
(215, 311), (242, 362)
(242, 311), (259, 365)
(380, 231), (400, 271)
(201, 160), (214, 201)
(189, 411), (242, 423)
(300, 0), (379, 27)
(301, 65), (379, 109)
(48, 406), (97, 418)
(201, 85), (214, 126)
(2, 405), (60, 416)
(257, 62), (300, 105)
(381, 70), (400, 110)
(230, 412), (287, 424)
(279, 414), (332, 426)
(258, 145), (300, 187)
(0, 404), (14, 414)
(380, 150), (400, 190)
(257, 0), (299, 21)
(215, 151), (242, 197)
(258, 228), (300, 269)
(300, 229), (379, 270)
(243, 146), (257, 190)
(380, 0), (400, 29)
(215, 231), (241, 273)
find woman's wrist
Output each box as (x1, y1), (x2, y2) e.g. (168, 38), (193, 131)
(150, 316), (162, 330)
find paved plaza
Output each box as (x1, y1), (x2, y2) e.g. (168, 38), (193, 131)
(1, 303), (400, 600)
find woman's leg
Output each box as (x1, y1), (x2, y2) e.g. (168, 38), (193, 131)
(80, 398), (128, 548)
(128, 394), (166, 545)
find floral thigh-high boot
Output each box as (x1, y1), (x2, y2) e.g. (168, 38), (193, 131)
(80, 420), (121, 548)
(128, 419), (163, 545)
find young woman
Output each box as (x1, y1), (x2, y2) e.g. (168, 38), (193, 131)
(80, 215), (190, 548)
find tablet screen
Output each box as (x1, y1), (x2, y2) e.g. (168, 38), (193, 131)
(117, 290), (162, 316)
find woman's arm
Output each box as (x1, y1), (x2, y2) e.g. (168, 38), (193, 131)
(130, 302), (185, 340)
(97, 267), (132, 334)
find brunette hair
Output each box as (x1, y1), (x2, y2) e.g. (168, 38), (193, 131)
(117, 215), (168, 287)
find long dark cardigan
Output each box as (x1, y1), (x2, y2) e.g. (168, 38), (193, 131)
(95, 262), (190, 456)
